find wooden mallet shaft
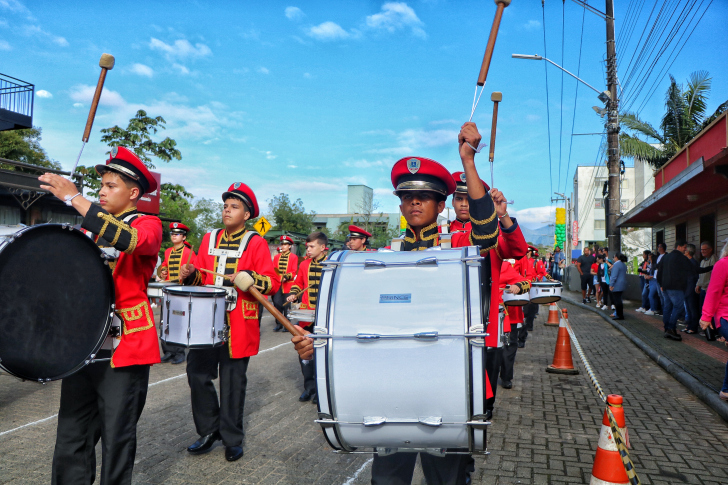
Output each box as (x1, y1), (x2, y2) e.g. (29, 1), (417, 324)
(489, 92), (502, 163)
(477, 0), (511, 86)
(82, 53), (115, 143)
(197, 268), (303, 337)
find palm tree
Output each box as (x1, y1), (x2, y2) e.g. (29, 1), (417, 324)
(619, 71), (728, 169)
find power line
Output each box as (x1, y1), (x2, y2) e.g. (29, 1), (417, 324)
(564, 2), (586, 198)
(542, 0), (554, 199)
(558, 0), (565, 196)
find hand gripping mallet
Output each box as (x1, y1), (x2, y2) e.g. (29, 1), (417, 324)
(469, 0), (511, 121)
(488, 92), (502, 189)
(197, 268), (304, 337)
(71, 53), (115, 177)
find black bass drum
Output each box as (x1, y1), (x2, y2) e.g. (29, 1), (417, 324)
(0, 224), (114, 382)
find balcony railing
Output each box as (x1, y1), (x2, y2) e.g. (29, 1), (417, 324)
(0, 73), (34, 131)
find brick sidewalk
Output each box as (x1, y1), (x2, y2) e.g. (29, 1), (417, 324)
(2, 306), (728, 484)
(563, 289), (728, 393)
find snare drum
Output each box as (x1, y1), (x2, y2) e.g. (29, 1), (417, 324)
(289, 309), (315, 327)
(0, 224), (115, 382)
(502, 289), (530, 306)
(312, 247), (489, 455)
(147, 281), (174, 299)
(529, 281), (563, 304)
(161, 286), (227, 348)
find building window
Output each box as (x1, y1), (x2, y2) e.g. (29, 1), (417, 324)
(594, 199), (604, 209)
(594, 220), (606, 229)
(676, 222), (687, 243)
(0, 206), (21, 225)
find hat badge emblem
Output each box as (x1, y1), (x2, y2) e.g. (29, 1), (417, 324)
(407, 158), (420, 174)
(173, 223), (178, 228)
(460, 173), (467, 182)
(110, 147), (118, 158)
(233, 182), (241, 189)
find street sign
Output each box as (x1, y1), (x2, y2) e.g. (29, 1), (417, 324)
(253, 216), (271, 236)
(572, 221), (579, 246)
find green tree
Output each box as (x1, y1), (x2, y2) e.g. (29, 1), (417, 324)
(158, 185), (224, 256)
(0, 127), (60, 171)
(267, 193), (315, 234)
(620, 71), (728, 168)
(78, 109), (182, 197)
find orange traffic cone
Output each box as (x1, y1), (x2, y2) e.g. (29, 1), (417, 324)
(546, 308), (579, 375)
(590, 395), (630, 485)
(545, 302), (560, 326)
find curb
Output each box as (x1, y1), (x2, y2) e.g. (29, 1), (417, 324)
(562, 296), (728, 423)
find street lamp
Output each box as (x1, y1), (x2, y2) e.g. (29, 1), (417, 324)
(511, 54), (611, 104)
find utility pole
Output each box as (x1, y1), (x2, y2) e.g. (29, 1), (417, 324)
(605, 0), (621, 252)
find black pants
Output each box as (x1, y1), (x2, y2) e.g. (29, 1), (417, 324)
(299, 323), (316, 393)
(521, 302), (539, 342)
(371, 453), (474, 484)
(484, 347), (502, 412)
(161, 340), (185, 359)
(599, 282), (611, 306)
(612, 291), (624, 318)
(52, 361), (150, 485)
(272, 289), (292, 320)
(187, 344), (250, 447)
(500, 329), (519, 383)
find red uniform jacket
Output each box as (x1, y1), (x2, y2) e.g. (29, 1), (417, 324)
(449, 218), (469, 233)
(290, 254), (325, 313)
(499, 260), (531, 325)
(536, 260), (547, 280)
(162, 244), (196, 282)
(189, 229), (280, 358)
(273, 250), (299, 293)
(82, 205), (163, 368)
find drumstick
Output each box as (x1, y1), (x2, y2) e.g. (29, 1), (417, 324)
(489, 92), (502, 189)
(282, 285), (312, 308)
(198, 268), (304, 337)
(469, 0), (511, 121)
(180, 243), (194, 283)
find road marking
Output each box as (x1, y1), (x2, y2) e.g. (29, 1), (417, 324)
(342, 458), (373, 485)
(0, 341), (292, 437)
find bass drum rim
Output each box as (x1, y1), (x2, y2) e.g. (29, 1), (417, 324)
(0, 224), (114, 381)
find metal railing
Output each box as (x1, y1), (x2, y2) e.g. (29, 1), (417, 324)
(0, 73), (35, 118)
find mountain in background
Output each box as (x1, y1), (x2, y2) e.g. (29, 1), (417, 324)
(520, 224), (555, 247)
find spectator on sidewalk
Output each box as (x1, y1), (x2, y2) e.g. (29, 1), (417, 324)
(655, 242), (667, 311)
(591, 257), (601, 306)
(576, 247), (596, 304)
(552, 246), (565, 281)
(657, 240), (692, 341)
(699, 240), (728, 401)
(645, 253), (661, 315)
(683, 244), (700, 334)
(636, 251), (652, 313)
(696, 241), (717, 319)
(609, 253), (628, 320)
(596, 254), (612, 311)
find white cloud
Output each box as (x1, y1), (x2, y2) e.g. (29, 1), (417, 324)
(287, 164), (298, 169)
(172, 63), (190, 75)
(73, 102), (83, 108)
(257, 66), (270, 74)
(525, 114), (541, 123)
(303, 72), (312, 79)
(36, 89), (52, 98)
(69, 84), (126, 108)
(511, 206), (556, 228)
(398, 128), (458, 149)
(429, 119), (457, 126)
(523, 20), (540, 30)
(307, 21), (351, 41)
(0, 0), (33, 19)
(149, 37), (212, 60)
(130, 63), (153, 77)
(365, 2), (425, 38)
(22, 24), (68, 46)
(285, 6), (304, 20)
(343, 159), (386, 168)
(0, 40), (10, 50)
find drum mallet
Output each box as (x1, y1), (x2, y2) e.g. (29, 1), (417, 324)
(197, 268), (304, 337)
(488, 92), (502, 189)
(469, 0), (511, 121)
(71, 53), (115, 177)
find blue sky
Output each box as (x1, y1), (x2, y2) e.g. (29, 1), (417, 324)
(2, 0), (726, 228)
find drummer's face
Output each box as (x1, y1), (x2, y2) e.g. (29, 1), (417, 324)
(222, 197), (250, 231)
(399, 191), (445, 229)
(452, 193), (470, 220)
(99, 172), (139, 214)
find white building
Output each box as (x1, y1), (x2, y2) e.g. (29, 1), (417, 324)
(571, 159), (654, 258)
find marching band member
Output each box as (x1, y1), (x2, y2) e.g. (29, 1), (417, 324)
(160, 222), (196, 364)
(519, 246), (540, 347)
(272, 235), (299, 331)
(346, 224), (372, 251)
(449, 170), (528, 419)
(286, 231), (328, 403)
(498, 259), (532, 389)
(178, 183), (279, 462)
(293, 122), (522, 484)
(39, 147), (162, 485)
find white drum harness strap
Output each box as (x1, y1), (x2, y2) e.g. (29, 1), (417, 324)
(207, 229), (259, 286)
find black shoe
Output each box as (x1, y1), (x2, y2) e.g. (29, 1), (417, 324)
(160, 352), (174, 363)
(501, 380), (512, 389)
(187, 432), (221, 455)
(586, 297), (592, 303)
(299, 389), (314, 402)
(664, 329), (682, 341)
(517, 342), (525, 348)
(171, 353), (186, 364)
(612, 316), (625, 320)
(582, 299), (587, 304)
(274, 324), (283, 332)
(225, 446), (244, 462)
(484, 409), (493, 420)
(312, 393), (318, 404)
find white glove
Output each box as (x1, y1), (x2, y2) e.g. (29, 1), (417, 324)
(233, 271), (255, 291)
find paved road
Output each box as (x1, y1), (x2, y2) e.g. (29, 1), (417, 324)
(2, 305), (728, 484)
